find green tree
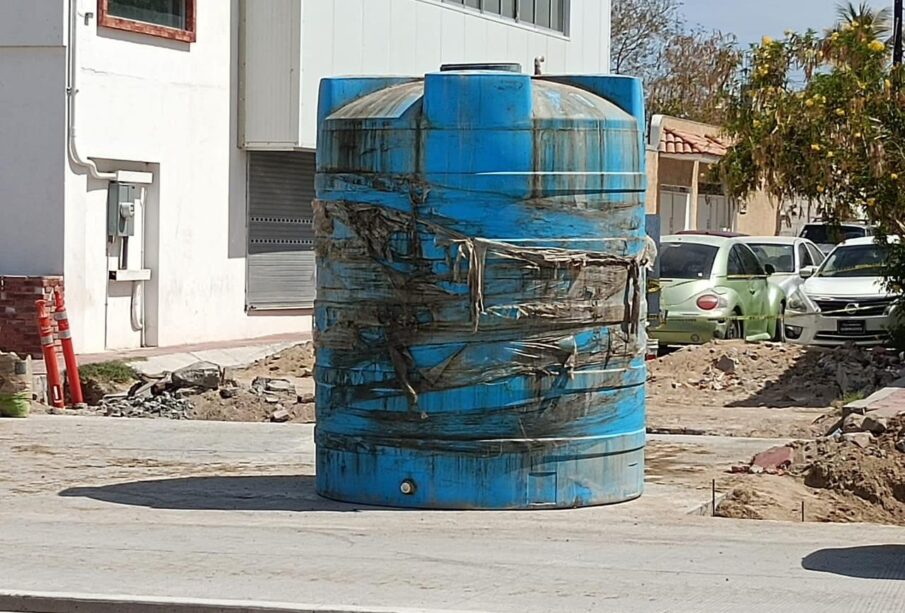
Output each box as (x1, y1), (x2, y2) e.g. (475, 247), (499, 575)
(719, 2), (905, 288)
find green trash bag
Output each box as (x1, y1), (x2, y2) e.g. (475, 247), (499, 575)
(0, 352), (31, 418)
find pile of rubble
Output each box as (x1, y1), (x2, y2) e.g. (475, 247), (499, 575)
(726, 403), (905, 524)
(98, 360), (314, 423)
(650, 341), (905, 407)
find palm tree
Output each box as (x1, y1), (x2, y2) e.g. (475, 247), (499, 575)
(835, 2), (892, 39)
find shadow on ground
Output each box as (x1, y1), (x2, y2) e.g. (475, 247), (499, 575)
(59, 475), (372, 512)
(803, 545), (905, 580)
(726, 349), (839, 409)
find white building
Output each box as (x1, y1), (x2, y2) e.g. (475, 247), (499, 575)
(0, 0), (612, 354)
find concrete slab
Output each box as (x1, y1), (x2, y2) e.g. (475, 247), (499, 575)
(129, 341), (301, 376)
(1, 417), (904, 612)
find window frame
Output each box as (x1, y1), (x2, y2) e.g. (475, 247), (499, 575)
(98, 0), (197, 43)
(439, 0), (570, 35)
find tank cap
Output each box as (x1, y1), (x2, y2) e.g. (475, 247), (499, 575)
(440, 63), (522, 73)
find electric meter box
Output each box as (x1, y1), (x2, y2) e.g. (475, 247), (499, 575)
(107, 182), (137, 238)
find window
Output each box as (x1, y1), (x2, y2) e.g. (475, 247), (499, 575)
(738, 245), (766, 276)
(819, 244), (888, 279)
(98, 0), (196, 43)
(798, 243), (813, 269)
(659, 243), (719, 280)
(441, 0), (568, 33)
(728, 247), (745, 277)
(747, 243), (795, 273)
(807, 244), (826, 266)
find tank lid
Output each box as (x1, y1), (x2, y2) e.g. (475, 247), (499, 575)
(439, 63), (522, 73)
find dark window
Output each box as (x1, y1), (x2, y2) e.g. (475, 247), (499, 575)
(738, 245), (765, 276)
(728, 247), (745, 277)
(798, 243), (813, 268)
(660, 243), (719, 280)
(99, 0), (196, 43)
(800, 224), (870, 246)
(441, 0), (567, 32)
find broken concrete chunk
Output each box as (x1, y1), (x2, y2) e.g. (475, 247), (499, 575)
(263, 394), (281, 404)
(715, 355), (738, 374)
(128, 380), (156, 399)
(896, 440), (905, 454)
(219, 387), (238, 399)
(862, 415), (888, 435)
(265, 379), (294, 394)
(297, 392), (315, 404)
(172, 361), (221, 391)
(842, 432), (874, 449)
(270, 408), (291, 423)
(751, 445), (794, 472)
(842, 414), (867, 434)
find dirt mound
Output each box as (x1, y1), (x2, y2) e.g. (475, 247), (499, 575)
(721, 418), (905, 526)
(190, 388), (315, 424)
(235, 343), (315, 382)
(649, 341), (903, 409)
(794, 418), (905, 521)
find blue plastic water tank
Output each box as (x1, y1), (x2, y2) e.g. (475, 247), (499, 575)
(314, 67), (648, 509)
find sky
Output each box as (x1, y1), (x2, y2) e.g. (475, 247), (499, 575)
(681, 0), (890, 45)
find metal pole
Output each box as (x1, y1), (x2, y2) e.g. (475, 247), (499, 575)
(895, 0), (903, 66)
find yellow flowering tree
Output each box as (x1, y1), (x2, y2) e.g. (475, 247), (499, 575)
(720, 3), (905, 288)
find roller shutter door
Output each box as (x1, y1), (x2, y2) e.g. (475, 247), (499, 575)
(246, 151), (316, 309)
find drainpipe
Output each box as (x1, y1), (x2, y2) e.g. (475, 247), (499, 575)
(67, 0), (116, 181)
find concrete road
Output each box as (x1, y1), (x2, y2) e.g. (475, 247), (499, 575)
(1, 416), (904, 612)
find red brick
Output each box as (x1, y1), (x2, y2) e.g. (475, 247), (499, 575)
(751, 446), (794, 471)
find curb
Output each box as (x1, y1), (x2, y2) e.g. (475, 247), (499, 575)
(0, 592), (482, 613)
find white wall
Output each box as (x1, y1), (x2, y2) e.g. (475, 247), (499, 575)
(0, 0), (68, 276)
(298, 0), (611, 148)
(63, 0), (310, 352)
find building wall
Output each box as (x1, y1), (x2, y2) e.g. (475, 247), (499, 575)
(737, 192), (780, 237)
(0, 0), (67, 277)
(2, 0), (612, 354)
(298, 0), (611, 148)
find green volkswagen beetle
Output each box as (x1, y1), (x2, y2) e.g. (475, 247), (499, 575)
(651, 234), (786, 346)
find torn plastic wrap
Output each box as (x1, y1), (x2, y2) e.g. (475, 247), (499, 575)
(314, 70), (649, 509)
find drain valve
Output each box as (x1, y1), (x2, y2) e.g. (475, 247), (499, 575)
(400, 479), (416, 495)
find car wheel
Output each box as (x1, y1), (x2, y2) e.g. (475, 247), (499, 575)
(727, 314), (744, 340)
(772, 303), (786, 342)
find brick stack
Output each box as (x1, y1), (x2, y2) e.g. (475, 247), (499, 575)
(0, 276), (63, 358)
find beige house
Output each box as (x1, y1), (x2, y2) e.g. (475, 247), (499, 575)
(646, 115), (779, 237)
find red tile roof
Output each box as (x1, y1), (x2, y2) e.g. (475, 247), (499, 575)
(660, 128), (729, 157)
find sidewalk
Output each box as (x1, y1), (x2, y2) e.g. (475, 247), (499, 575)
(33, 332), (312, 377)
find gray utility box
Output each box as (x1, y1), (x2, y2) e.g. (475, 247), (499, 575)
(107, 182), (138, 238)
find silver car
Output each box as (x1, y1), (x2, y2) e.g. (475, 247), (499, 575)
(739, 236), (826, 300)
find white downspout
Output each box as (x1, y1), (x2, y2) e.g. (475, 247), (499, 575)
(67, 0), (116, 181)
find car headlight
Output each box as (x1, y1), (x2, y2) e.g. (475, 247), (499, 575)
(787, 289), (810, 312)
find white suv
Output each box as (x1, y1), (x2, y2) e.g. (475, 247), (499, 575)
(785, 236), (901, 346)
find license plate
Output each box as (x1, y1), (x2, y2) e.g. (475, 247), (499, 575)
(837, 320), (866, 336)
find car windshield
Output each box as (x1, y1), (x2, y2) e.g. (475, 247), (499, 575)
(660, 242), (719, 279)
(801, 225), (867, 245)
(818, 244), (888, 278)
(746, 243), (795, 273)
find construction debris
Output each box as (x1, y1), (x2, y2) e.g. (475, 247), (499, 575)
(171, 361), (221, 391)
(725, 416), (905, 525)
(649, 341), (904, 408)
(101, 392), (192, 420)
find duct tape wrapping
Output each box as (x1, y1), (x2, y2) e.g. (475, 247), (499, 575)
(314, 200), (651, 408)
